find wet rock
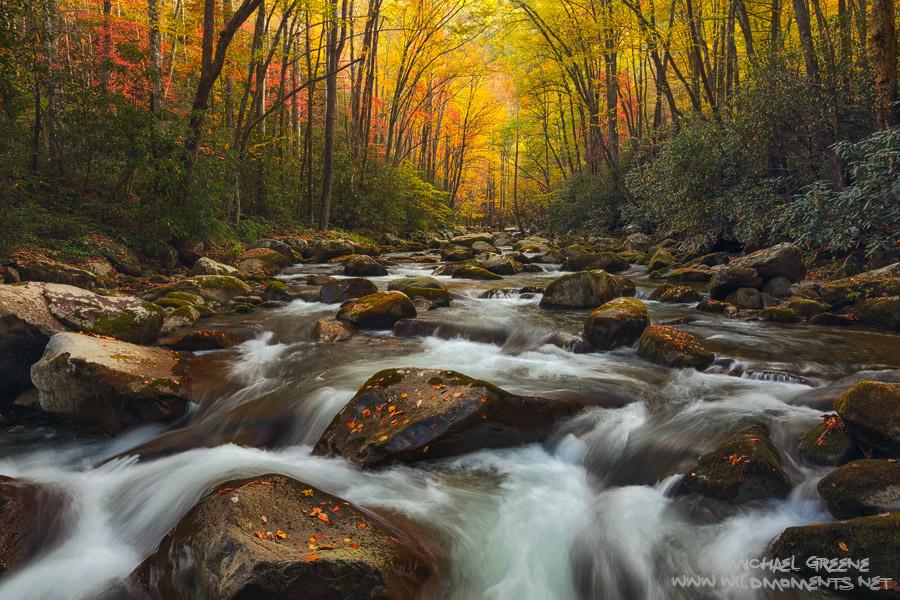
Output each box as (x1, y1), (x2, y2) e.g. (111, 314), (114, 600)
(343, 254), (388, 277)
(30, 332), (189, 435)
(388, 277), (450, 307)
(540, 270), (624, 308)
(625, 233), (653, 252)
(673, 425), (791, 504)
(817, 459), (900, 518)
(237, 249), (292, 276)
(318, 278), (378, 304)
(637, 325), (714, 369)
(820, 262), (900, 309)
(724, 287), (763, 309)
(483, 255), (523, 275)
(647, 249), (678, 273)
(470, 241), (499, 254)
(696, 299), (732, 314)
(762, 275), (793, 297)
(190, 257), (240, 277)
(263, 281), (300, 302)
(770, 513), (900, 596)
(440, 246), (475, 262)
(687, 252), (729, 267)
(590, 237), (626, 253)
(809, 312), (854, 326)
(561, 252), (629, 273)
(314, 368), (581, 468)
(42, 284), (164, 343)
(161, 306), (200, 335)
(666, 268), (712, 283)
(709, 265), (763, 300)
(336, 291), (417, 330)
(835, 381), (900, 454)
(451, 265), (502, 281)
(305, 274), (337, 286)
(0, 476), (66, 576)
(800, 420), (860, 466)
(788, 297), (829, 318)
(732, 242), (805, 283)
(614, 276), (636, 297)
(532, 250), (565, 264)
(169, 330), (247, 351)
(842, 296), (900, 331)
(311, 318), (357, 342)
(560, 245), (589, 258)
(282, 236), (309, 256)
(649, 284), (701, 303)
(313, 238), (356, 262)
(13, 259), (98, 289)
(758, 306), (800, 323)
(250, 238), (296, 262)
(583, 298), (650, 351)
(132, 474), (440, 600)
(142, 276), (252, 305)
(449, 233), (494, 247)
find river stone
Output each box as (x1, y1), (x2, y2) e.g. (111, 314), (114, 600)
(42, 285), (164, 344)
(13, 259), (98, 289)
(625, 233), (653, 252)
(311, 318), (356, 343)
(666, 268), (712, 283)
(637, 325), (714, 369)
(817, 459), (900, 518)
(388, 277), (450, 307)
(318, 278), (378, 304)
(590, 237), (625, 252)
(673, 425), (791, 504)
(483, 255), (523, 275)
(800, 420), (859, 466)
(471, 241), (499, 254)
(92, 238), (142, 276)
(842, 296), (900, 331)
(540, 270), (624, 308)
(835, 381), (900, 454)
(30, 332), (190, 435)
(132, 474), (439, 600)
(758, 306), (800, 323)
(732, 242), (806, 283)
(696, 299), (732, 314)
(647, 249), (678, 273)
(450, 233), (494, 247)
(142, 276), (252, 305)
(819, 262), (900, 309)
(649, 284), (701, 303)
(560, 245), (589, 259)
(313, 238), (356, 262)
(762, 275), (793, 297)
(533, 250), (565, 264)
(724, 287), (763, 309)
(770, 513), (900, 594)
(0, 476), (67, 577)
(336, 291), (417, 329)
(809, 312), (855, 326)
(709, 266), (763, 300)
(440, 246), (475, 262)
(237, 249), (292, 276)
(583, 298), (650, 351)
(343, 254), (388, 277)
(169, 330), (247, 351)
(314, 368), (581, 468)
(561, 252), (629, 273)
(788, 297), (830, 318)
(161, 306), (200, 335)
(249, 238), (296, 262)
(141, 240), (180, 269)
(451, 265), (502, 280)
(190, 257), (240, 277)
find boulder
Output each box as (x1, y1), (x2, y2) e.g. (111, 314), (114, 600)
(336, 291), (417, 329)
(43, 284), (164, 343)
(788, 298), (829, 318)
(483, 255), (523, 275)
(835, 382), (900, 453)
(449, 233), (494, 247)
(709, 265), (763, 300)
(732, 242), (806, 283)
(342, 254), (388, 277)
(93, 238), (142, 276)
(30, 332), (190, 435)
(190, 257), (240, 277)
(649, 284), (701, 303)
(843, 296), (900, 331)
(560, 245), (589, 258)
(696, 299), (732, 314)
(532, 250), (565, 264)
(263, 281), (301, 302)
(142, 276), (252, 305)
(672, 425), (791, 504)
(800, 419), (860, 466)
(431, 259), (484, 277)
(161, 306), (200, 335)
(561, 252), (629, 273)
(471, 241), (499, 254)
(625, 233), (653, 252)
(250, 238), (296, 262)
(0, 476), (66, 577)
(724, 287), (763, 309)
(311, 318), (357, 342)
(818, 459), (900, 518)
(133, 474), (439, 600)
(314, 368), (581, 468)
(169, 330), (247, 351)
(451, 266), (502, 281)
(313, 238), (355, 262)
(820, 263), (900, 309)
(282, 236), (309, 256)
(318, 278), (378, 304)
(440, 246), (475, 262)
(637, 325), (714, 369)
(758, 306), (800, 323)
(647, 249), (678, 273)
(590, 237), (626, 252)
(583, 298), (650, 351)
(762, 275), (793, 297)
(237, 248), (292, 276)
(666, 268), (712, 283)
(141, 240), (180, 269)
(687, 252), (729, 267)
(13, 259), (98, 289)
(540, 270), (624, 309)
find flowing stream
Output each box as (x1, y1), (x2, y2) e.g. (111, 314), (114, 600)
(3, 252), (900, 600)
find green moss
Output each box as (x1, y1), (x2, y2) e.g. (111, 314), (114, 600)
(451, 266), (503, 280)
(817, 459), (900, 518)
(169, 305), (199, 319)
(155, 297), (191, 310)
(637, 324), (714, 369)
(197, 275), (248, 291)
(88, 308), (140, 336)
(800, 422), (857, 466)
(759, 307), (800, 323)
(165, 292), (205, 305)
(404, 286), (450, 306)
(232, 304), (253, 314)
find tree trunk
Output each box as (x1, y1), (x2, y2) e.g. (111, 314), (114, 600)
(318, 0), (348, 231)
(793, 0), (820, 81)
(872, 0), (898, 128)
(148, 0), (163, 112)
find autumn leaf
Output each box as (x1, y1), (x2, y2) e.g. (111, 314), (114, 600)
(301, 489), (314, 496)
(276, 530), (286, 539)
(838, 542), (849, 552)
(254, 530), (266, 540)
(303, 553), (319, 562)
(359, 522), (367, 528)
(261, 515), (268, 523)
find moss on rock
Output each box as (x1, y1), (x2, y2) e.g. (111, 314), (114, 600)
(637, 324), (714, 369)
(583, 297), (650, 350)
(835, 381), (900, 453)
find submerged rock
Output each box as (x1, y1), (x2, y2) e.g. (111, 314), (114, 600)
(818, 459), (900, 518)
(336, 291), (417, 329)
(636, 325), (714, 369)
(314, 368), (581, 468)
(451, 265), (502, 281)
(583, 298), (650, 351)
(133, 474), (440, 600)
(311, 318), (356, 343)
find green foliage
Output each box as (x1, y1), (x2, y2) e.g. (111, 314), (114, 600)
(774, 128), (900, 255)
(548, 170), (621, 233)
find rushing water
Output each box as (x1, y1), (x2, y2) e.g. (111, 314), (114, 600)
(3, 252), (900, 600)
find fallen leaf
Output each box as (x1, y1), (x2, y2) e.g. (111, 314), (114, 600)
(344, 537), (352, 542)
(254, 530), (266, 540)
(318, 514), (331, 525)
(401, 393), (408, 398)
(351, 543), (358, 548)
(301, 489), (314, 496)
(319, 544), (334, 550)
(839, 542), (849, 552)
(276, 530), (286, 539)
(416, 400), (423, 407)
(313, 534), (324, 539)
(218, 488), (235, 494)
(303, 553), (319, 562)
(359, 522), (367, 528)
(453, 392), (462, 397)
(261, 515), (268, 523)
(309, 537), (317, 543)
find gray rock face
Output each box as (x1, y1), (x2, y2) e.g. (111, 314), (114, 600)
(190, 257), (240, 277)
(709, 265), (763, 300)
(732, 243), (806, 283)
(13, 259), (98, 289)
(42, 285), (164, 344)
(142, 276), (252, 305)
(540, 270), (625, 308)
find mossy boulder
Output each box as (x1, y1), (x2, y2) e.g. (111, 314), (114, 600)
(696, 299), (733, 314)
(672, 425), (791, 504)
(314, 368), (582, 468)
(667, 268), (712, 283)
(451, 265), (503, 281)
(141, 239), (180, 269)
(388, 276), (447, 295)
(820, 262), (900, 309)
(161, 305), (200, 335)
(709, 265), (763, 300)
(311, 318), (357, 342)
(318, 278), (378, 304)
(30, 332), (190, 435)
(625, 232), (653, 252)
(13, 259), (98, 289)
(90, 238), (142, 276)
(818, 459), (900, 518)
(190, 256), (240, 277)
(0, 476), (67, 577)
(770, 513), (900, 597)
(143, 276), (252, 305)
(687, 252), (729, 267)
(724, 287), (763, 309)
(759, 306), (800, 323)
(336, 291), (417, 329)
(647, 249), (678, 273)
(561, 252), (629, 273)
(42, 284), (164, 344)
(249, 238), (296, 262)
(560, 244), (589, 258)
(732, 242), (806, 283)
(132, 474), (439, 600)
(312, 238), (356, 262)
(263, 280), (300, 302)
(343, 254), (388, 277)
(483, 255), (523, 275)
(168, 329), (247, 351)
(440, 246), (475, 262)
(810, 312), (855, 326)
(800, 420), (860, 466)
(649, 284), (701, 303)
(165, 291), (205, 305)
(449, 233), (494, 247)
(835, 382), (900, 453)
(637, 325), (714, 369)
(532, 250), (566, 264)
(788, 297), (830, 318)
(540, 270), (624, 308)
(843, 296), (900, 331)
(583, 297), (650, 351)
(237, 248), (292, 276)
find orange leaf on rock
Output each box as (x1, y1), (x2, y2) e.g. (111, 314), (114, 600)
(276, 530), (286, 539)
(303, 553), (319, 562)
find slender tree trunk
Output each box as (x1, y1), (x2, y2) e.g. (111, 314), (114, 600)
(319, 0), (348, 231)
(149, 0), (163, 112)
(872, 0), (898, 128)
